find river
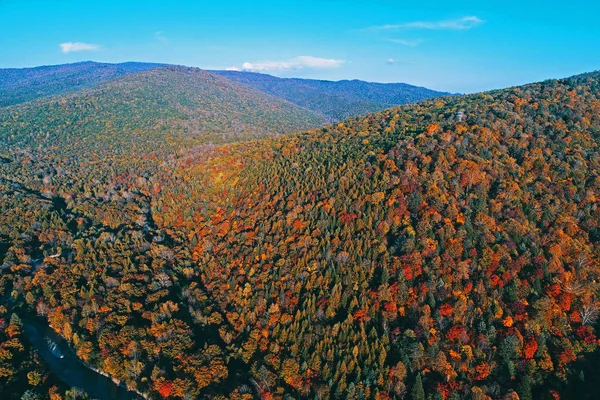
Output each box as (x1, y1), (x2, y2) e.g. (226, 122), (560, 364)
(21, 317), (144, 400)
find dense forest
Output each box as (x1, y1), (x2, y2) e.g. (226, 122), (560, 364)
(213, 70), (454, 122)
(1, 67), (599, 399)
(0, 61), (452, 122)
(0, 62), (164, 108)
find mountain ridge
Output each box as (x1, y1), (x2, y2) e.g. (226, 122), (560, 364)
(0, 61), (165, 107)
(0, 65), (328, 152)
(0, 61), (454, 122)
(213, 69), (455, 121)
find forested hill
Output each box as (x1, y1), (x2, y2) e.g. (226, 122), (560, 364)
(2, 70), (600, 400)
(0, 61), (164, 107)
(213, 69), (455, 121)
(0, 62), (452, 119)
(0, 64), (326, 399)
(153, 70), (600, 398)
(0, 65), (328, 153)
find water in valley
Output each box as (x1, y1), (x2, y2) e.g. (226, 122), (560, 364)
(21, 317), (143, 400)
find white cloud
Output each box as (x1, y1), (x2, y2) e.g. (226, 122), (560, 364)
(372, 16), (484, 31)
(387, 38), (423, 46)
(386, 59), (417, 66)
(59, 42), (99, 54)
(293, 56), (344, 69)
(229, 56), (345, 72)
(155, 31), (168, 43)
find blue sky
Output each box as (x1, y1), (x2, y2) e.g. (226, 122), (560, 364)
(1, 0), (599, 93)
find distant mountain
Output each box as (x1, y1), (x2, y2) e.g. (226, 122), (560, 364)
(0, 61), (164, 107)
(0, 65), (328, 154)
(0, 62), (452, 121)
(213, 70), (455, 121)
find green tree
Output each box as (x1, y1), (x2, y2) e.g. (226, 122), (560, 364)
(411, 374), (425, 400)
(518, 375), (533, 400)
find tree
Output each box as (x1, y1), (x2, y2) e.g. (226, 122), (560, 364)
(411, 374), (425, 400)
(27, 371), (42, 386)
(518, 375), (533, 400)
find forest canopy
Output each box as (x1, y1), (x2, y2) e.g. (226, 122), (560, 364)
(1, 68), (600, 399)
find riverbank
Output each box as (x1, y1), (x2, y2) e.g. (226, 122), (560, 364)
(21, 316), (147, 400)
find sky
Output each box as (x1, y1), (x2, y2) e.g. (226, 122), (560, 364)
(1, 0), (599, 93)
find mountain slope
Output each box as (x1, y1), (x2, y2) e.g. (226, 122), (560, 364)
(0, 65), (328, 399)
(0, 61), (453, 120)
(213, 69), (455, 121)
(2, 70), (600, 399)
(0, 61), (164, 107)
(0, 65), (328, 153)
(152, 71), (600, 398)
(0, 64), (328, 227)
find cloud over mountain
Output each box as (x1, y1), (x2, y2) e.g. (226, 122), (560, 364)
(59, 42), (99, 53)
(227, 56), (344, 72)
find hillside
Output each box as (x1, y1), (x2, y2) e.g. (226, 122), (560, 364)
(152, 71), (600, 398)
(213, 70), (455, 121)
(0, 65), (327, 153)
(0, 64), (327, 399)
(1, 70), (600, 399)
(0, 65), (328, 253)
(0, 62), (452, 120)
(0, 61), (164, 107)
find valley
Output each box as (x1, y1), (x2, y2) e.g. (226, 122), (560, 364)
(0, 62), (599, 400)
